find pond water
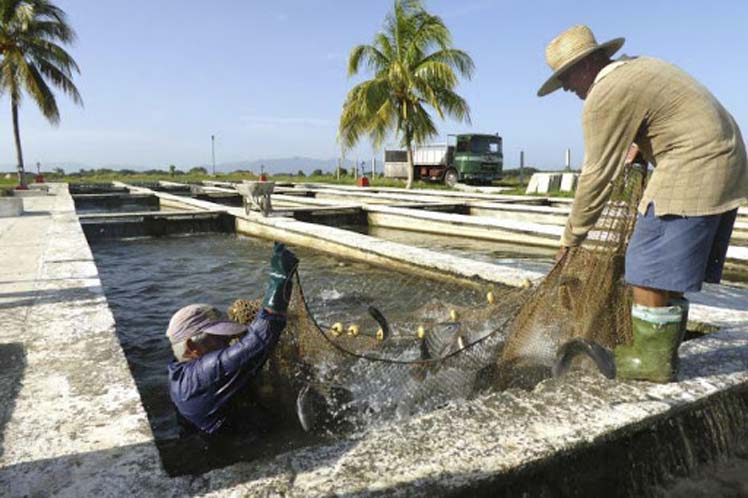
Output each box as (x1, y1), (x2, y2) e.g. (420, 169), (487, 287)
(91, 233), (495, 474)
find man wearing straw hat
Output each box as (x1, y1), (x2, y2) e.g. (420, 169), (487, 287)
(539, 25), (748, 382)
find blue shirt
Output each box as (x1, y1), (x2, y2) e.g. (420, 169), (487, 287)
(168, 309), (286, 434)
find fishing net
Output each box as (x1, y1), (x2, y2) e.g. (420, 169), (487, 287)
(237, 164), (646, 430)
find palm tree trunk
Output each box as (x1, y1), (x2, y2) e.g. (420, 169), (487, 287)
(11, 100), (26, 187)
(405, 127), (414, 189)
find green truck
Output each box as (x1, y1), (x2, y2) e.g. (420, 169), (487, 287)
(384, 133), (503, 187)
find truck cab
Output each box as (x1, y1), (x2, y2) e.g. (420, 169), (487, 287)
(448, 133), (503, 186)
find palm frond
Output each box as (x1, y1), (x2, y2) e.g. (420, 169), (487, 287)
(413, 60), (458, 89)
(14, 55), (58, 121)
(416, 48), (474, 79)
(433, 87), (471, 124)
(347, 44), (389, 77)
(27, 39), (80, 74)
(0, 56), (21, 101)
(36, 58), (81, 105)
(407, 102), (437, 144)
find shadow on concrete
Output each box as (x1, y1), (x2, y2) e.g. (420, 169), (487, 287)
(0, 434), (359, 497)
(19, 211), (52, 217)
(0, 277), (96, 285)
(155, 426), (349, 478)
(0, 343), (26, 459)
(679, 345), (748, 382)
(0, 286), (103, 310)
(45, 259), (96, 264)
(691, 285), (748, 312)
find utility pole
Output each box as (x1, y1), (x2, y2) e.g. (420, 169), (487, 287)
(211, 134), (216, 176)
(519, 150), (525, 187)
(565, 148), (571, 172)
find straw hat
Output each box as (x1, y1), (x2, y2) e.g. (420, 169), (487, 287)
(537, 25), (624, 97)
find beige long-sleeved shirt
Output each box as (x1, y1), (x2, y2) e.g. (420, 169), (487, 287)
(562, 57), (748, 247)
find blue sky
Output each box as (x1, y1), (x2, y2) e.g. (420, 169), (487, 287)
(1, 0), (746, 171)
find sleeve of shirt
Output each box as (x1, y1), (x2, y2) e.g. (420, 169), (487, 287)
(562, 85), (644, 247)
(199, 308), (286, 389)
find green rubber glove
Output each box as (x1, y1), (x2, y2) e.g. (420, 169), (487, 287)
(263, 242), (299, 313)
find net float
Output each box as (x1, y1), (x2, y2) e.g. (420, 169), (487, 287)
(376, 328), (385, 341)
(331, 322), (344, 336)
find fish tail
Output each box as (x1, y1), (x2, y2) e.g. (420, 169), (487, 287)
(552, 337), (616, 379)
(368, 305), (391, 341)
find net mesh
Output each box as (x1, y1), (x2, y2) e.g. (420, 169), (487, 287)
(242, 165), (646, 429)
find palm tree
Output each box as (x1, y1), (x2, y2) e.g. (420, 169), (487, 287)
(339, 0), (473, 189)
(0, 0), (82, 188)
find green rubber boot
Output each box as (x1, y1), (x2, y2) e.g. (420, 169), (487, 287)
(669, 297), (689, 371)
(614, 303), (684, 383)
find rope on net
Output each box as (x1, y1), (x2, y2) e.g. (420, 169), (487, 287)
(293, 268), (528, 365)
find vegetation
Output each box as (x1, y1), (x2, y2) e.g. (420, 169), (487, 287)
(0, 164), (573, 196)
(338, 0), (473, 189)
(0, 167), (461, 190)
(0, 0), (83, 187)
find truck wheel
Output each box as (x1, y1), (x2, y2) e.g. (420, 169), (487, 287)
(444, 169), (458, 188)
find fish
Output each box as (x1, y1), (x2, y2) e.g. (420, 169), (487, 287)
(296, 384), (320, 432)
(420, 322), (464, 360)
(367, 305), (391, 341)
(296, 382), (358, 432)
(551, 337), (616, 379)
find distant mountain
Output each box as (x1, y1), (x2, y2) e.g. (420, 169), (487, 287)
(210, 157), (360, 175)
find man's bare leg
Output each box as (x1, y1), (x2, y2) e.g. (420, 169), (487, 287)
(632, 286), (678, 307)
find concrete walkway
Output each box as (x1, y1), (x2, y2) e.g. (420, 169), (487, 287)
(0, 184), (747, 497)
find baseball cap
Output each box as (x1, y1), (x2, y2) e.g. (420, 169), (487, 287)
(166, 303), (247, 343)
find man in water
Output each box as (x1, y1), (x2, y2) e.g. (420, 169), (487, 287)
(538, 25), (748, 382)
(166, 242), (298, 434)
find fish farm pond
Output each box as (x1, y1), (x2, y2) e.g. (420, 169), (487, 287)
(91, 231), (519, 475)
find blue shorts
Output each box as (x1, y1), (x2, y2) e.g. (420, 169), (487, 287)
(625, 203), (737, 293)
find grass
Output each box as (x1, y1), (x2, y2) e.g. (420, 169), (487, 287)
(0, 170), (577, 197)
(2, 172), (456, 190)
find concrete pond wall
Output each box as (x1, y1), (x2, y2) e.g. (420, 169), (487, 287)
(0, 197), (23, 217)
(1, 184), (747, 497)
